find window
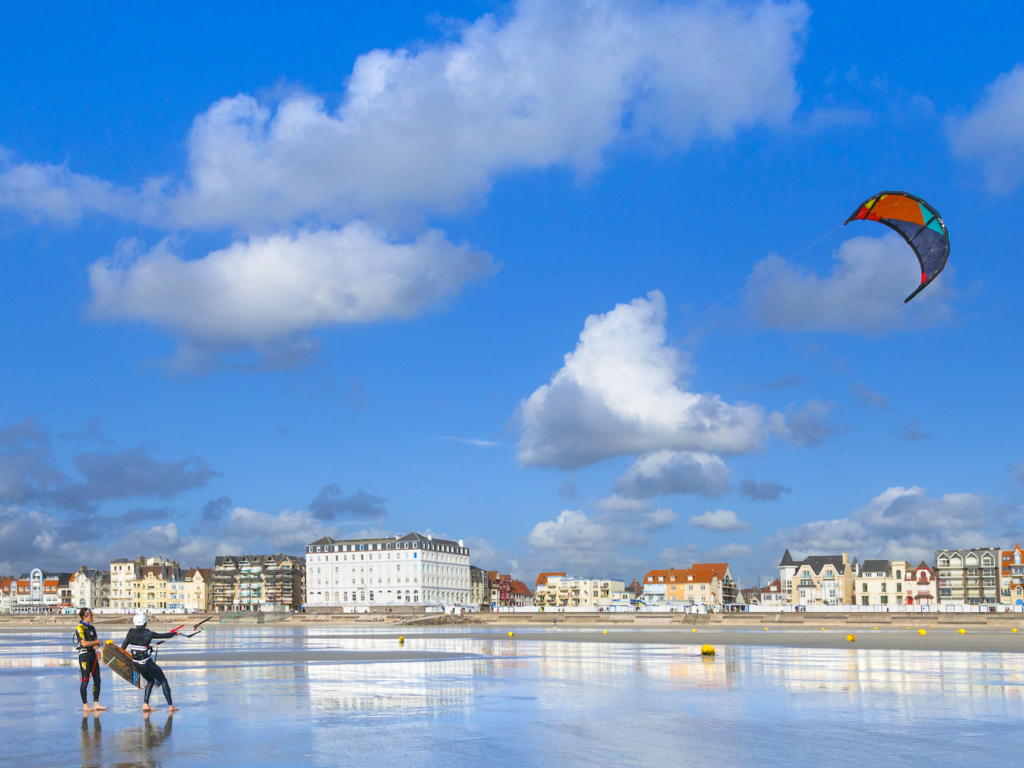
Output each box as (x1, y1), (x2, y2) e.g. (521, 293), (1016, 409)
(881, 595), (888, 605)
(862, 583), (867, 592)
(861, 596), (869, 606)
(895, 570), (901, 580)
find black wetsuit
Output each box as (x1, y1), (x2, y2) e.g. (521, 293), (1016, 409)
(76, 621), (101, 705)
(121, 627), (176, 705)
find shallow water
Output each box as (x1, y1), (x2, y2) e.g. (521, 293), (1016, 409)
(2, 626), (1022, 766)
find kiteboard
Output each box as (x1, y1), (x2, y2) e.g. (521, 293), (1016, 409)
(101, 640), (143, 688)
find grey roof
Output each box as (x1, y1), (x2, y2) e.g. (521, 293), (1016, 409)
(793, 555), (846, 575)
(860, 559), (890, 575)
(779, 550), (795, 567)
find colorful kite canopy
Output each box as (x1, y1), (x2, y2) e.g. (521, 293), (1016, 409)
(845, 191), (949, 303)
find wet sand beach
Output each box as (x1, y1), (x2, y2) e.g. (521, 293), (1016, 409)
(3, 624), (1024, 766)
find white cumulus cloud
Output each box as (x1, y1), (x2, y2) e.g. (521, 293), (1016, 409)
(517, 291), (771, 469)
(690, 508), (751, 532)
(0, 1), (809, 229)
(746, 234), (953, 333)
(88, 223), (494, 351)
(948, 64), (1024, 193)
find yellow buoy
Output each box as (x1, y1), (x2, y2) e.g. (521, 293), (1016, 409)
(700, 644), (715, 657)
(692, 628), (696, 633)
(959, 628), (966, 634)
(873, 627), (877, 630)
(399, 636), (405, 644)
(508, 631), (514, 637)
(763, 628), (768, 631)
(847, 634), (856, 642)
(918, 629), (927, 636)
(1013, 628), (1019, 634)
(821, 627), (825, 631)
(603, 630), (607, 634)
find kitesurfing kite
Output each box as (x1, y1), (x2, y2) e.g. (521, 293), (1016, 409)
(845, 191), (949, 303)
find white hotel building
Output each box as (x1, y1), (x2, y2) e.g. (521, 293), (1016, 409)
(305, 532), (470, 608)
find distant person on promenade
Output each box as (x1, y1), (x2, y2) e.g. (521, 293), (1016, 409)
(121, 613), (179, 712)
(75, 608), (107, 713)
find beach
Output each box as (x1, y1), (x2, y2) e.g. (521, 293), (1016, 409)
(4, 622), (1024, 766)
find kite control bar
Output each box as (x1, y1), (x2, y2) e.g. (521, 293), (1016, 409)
(180, 617), (212, 638)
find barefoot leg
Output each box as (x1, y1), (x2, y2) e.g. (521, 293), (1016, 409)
(168, 705), (179, 712)
(142, 703), (156, 712)
(92, 703), (107, 711)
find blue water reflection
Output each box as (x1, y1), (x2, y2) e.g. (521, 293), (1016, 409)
(1, 627), (1022, 766)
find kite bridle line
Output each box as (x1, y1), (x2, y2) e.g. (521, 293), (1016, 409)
(388, 224), (846, 510)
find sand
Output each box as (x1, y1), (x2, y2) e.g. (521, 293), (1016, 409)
(3, 622), (1023, 655)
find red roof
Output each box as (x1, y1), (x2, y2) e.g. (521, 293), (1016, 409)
(510, 580), (534, 597)
(535, 572), (565, 586)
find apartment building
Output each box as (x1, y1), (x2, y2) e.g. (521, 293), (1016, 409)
(469, 566), (490, 609)
(0, 569), (70, 613)
(70, 567), (110, 610)
(533, 574), (626, 608)
(212, 554), (304, 612)
(305, 532), (469, 608)
(935, 548), (1000, 605)
(1001, 544), (1024, 605)
(109, 556), (175, 611)
(785, 552), (856, 606)
(183, 568), (212, 612)
(128, 561), (183, 611)
(855, 559), (911, 606)
(641, 563), (739, 606)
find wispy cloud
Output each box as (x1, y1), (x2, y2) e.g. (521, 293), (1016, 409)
(439, 436), (499, 448)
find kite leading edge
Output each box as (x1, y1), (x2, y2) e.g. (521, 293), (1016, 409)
(844, 191), (950, 303)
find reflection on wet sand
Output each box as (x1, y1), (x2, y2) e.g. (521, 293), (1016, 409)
(309, 658), (477, 712)
(80, 715), (103, 768)
(3, 627), (1024, 767)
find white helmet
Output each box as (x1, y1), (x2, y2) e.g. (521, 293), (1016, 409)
(133, 613), (148, 627)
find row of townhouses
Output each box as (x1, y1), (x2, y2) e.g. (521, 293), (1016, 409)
(743, 545), (1024, 607)
(10, 533), (1024, 614)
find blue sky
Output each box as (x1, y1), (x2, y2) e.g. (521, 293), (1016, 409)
(2, 1), (1024, 586)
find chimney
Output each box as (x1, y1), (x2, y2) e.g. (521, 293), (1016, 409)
(842, 551), (848, 564)
(458, 539), (464, 548)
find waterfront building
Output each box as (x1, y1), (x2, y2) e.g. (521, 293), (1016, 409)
(1000, 544), (1024, 605)
(510, 579), (535, 606)
(70, 567), (110, 610)
(785, 552), (856, 605)
(469, 566), (490, 610)
(533, 574), (625, 608)
(128, 561), (182, 611)
(854, 559), (911, 606)
(935, 548), (1001, 605)
(109, 556), (174, 611)
(184, 568), (212, 612)
(305, 532), (469, 608)
(211, 554), (304, 611)
(759, 578), (787, 605)
(487, 573), (534, 607)
(778, 550), (797, 602)
(0, 569), (70, 613)
(906, 562), (936, 606)
(643, 564), (739, 606)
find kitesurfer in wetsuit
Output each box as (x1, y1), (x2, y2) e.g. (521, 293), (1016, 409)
(121, 613), (179, 712)
(76, 608), (107, 712)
